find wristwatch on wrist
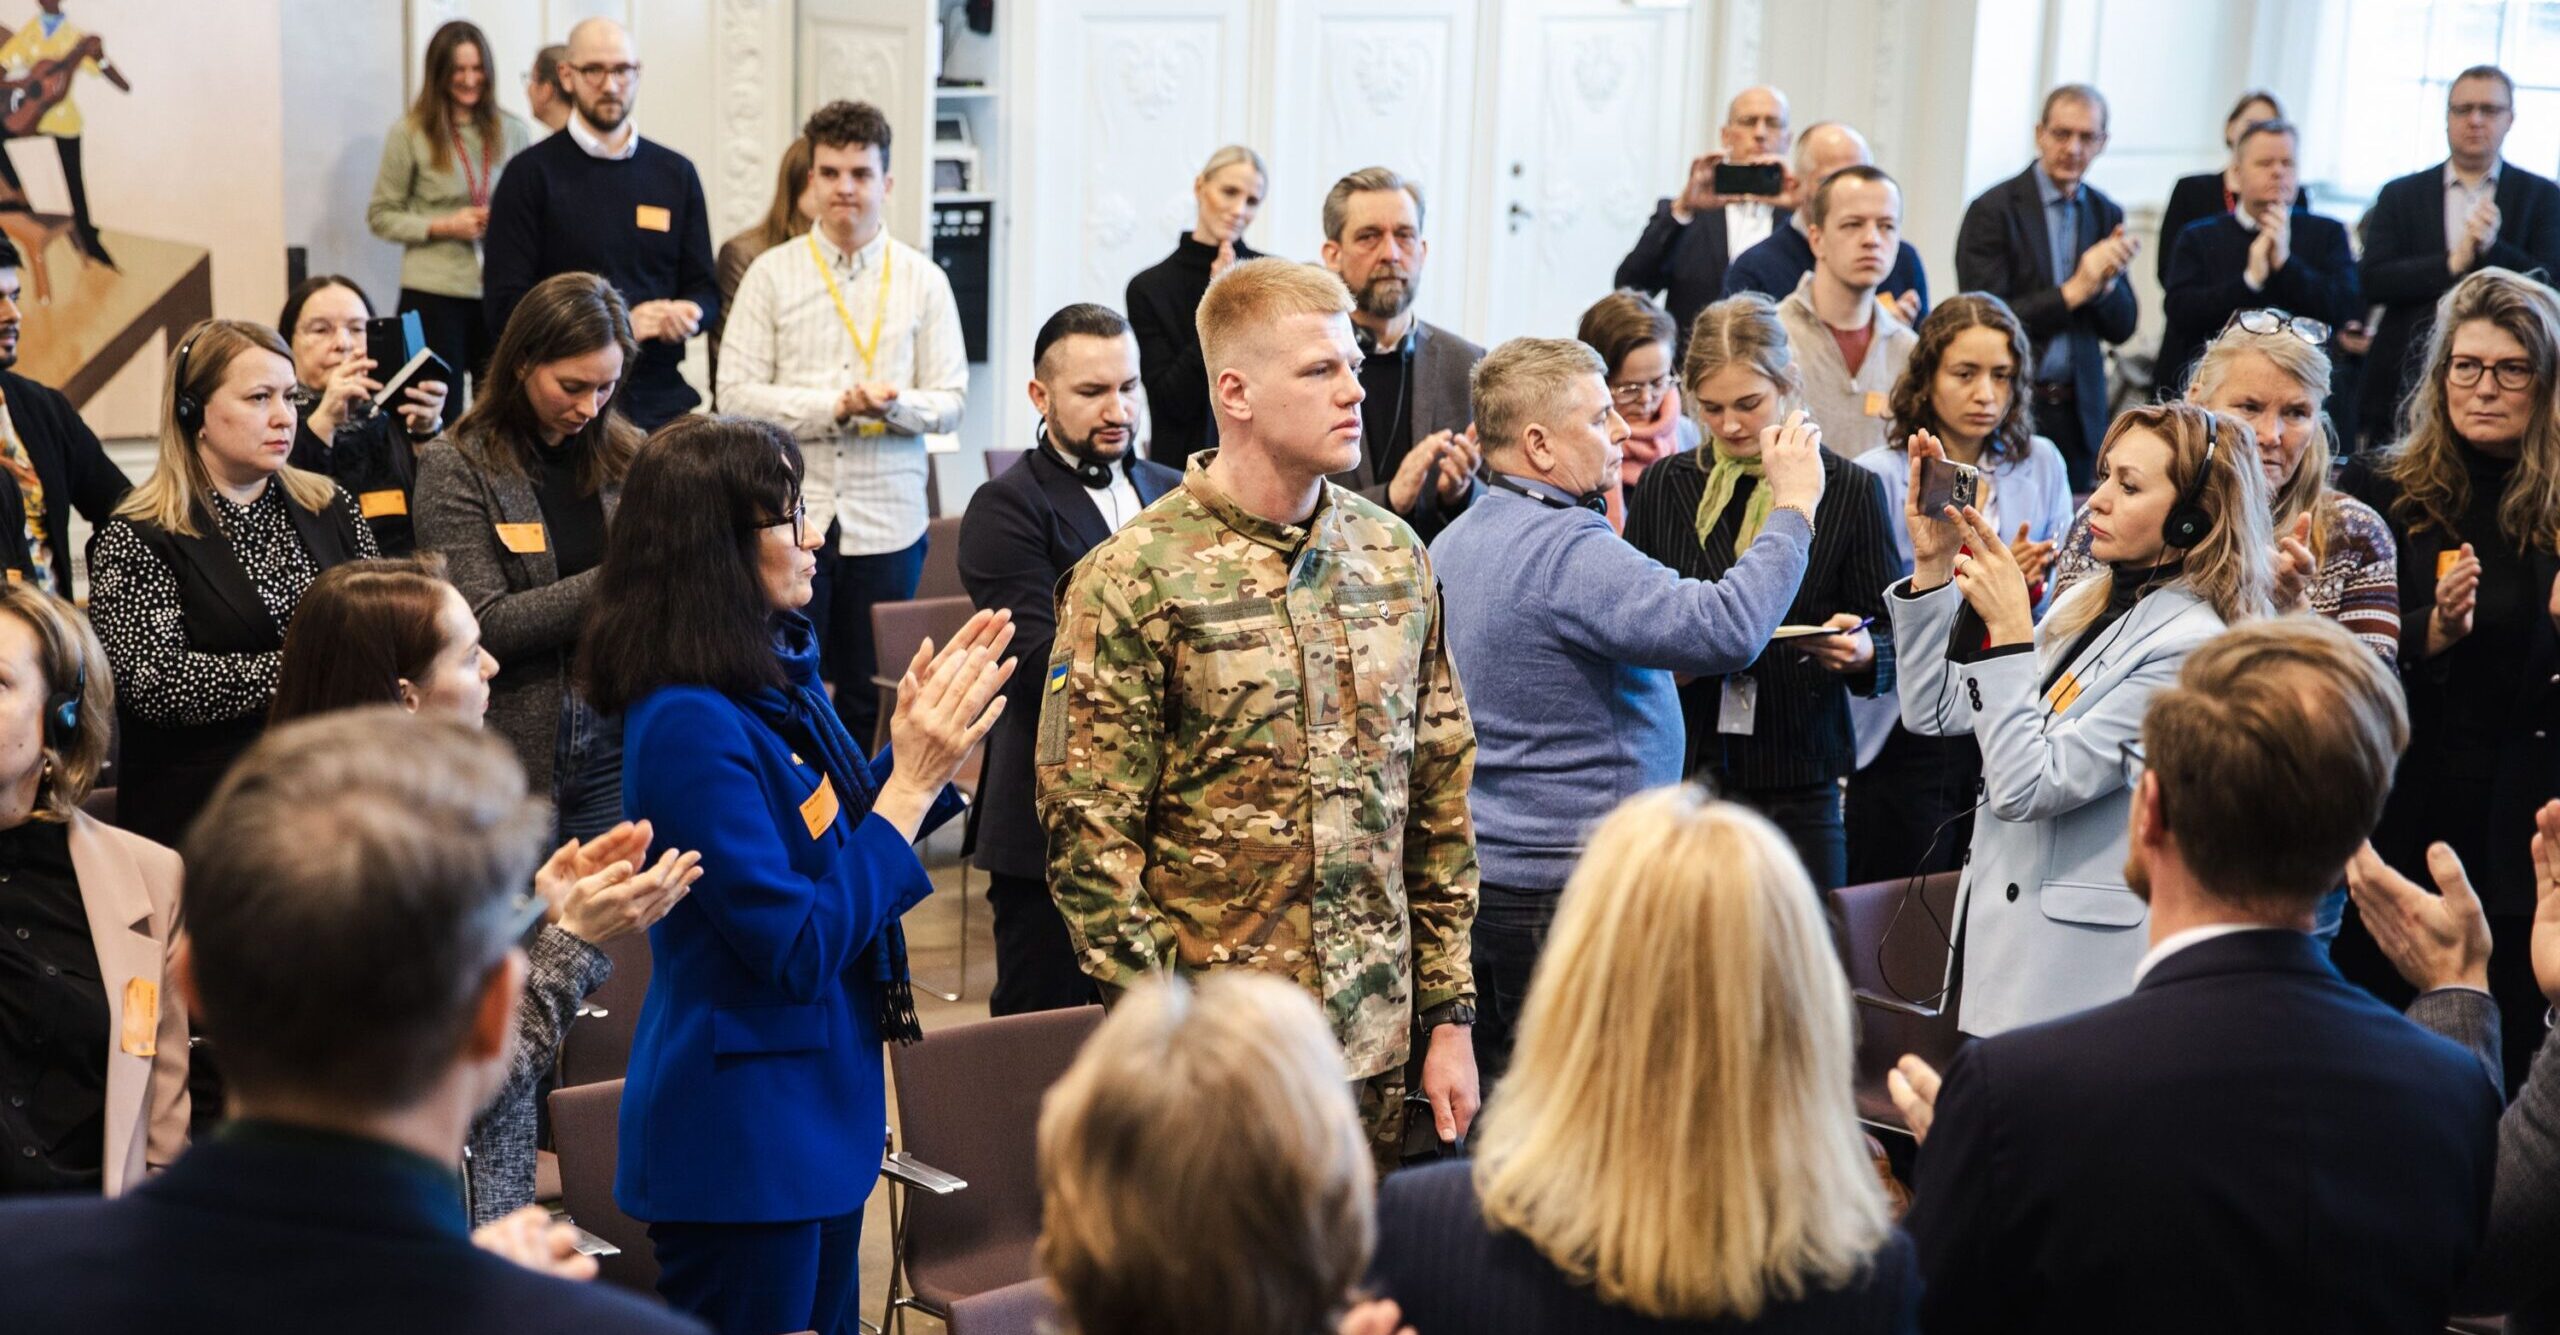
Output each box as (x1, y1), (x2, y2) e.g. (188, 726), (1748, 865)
(1419, 1000), (1476, 1030)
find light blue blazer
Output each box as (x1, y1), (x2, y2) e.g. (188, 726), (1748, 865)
(1890, 576), (2226, 1037)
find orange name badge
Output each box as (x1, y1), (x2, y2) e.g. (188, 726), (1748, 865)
(2044, 670), (2084, 715)
(1864, 390), (1888, 418)
(495, 521), (548, 554)
(2438, 549), (2462, 579)
(799, 775), (841, 839)
(120, 978), (158, 1057)
(635, 204), (672, 232)
(359, 489), (408, 519)
(3, 569), (19, 585)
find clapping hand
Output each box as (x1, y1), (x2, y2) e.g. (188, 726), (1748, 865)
(1948, 505), (2035, 647)
(2430, 543), (2480, 656)
(2529, 800), (2560, 1008)
(2271, 512), (2316, 612)
(877, 608), (1017, 841)
(535, 820), (702, 946)
(1886, 1054), (1942, 1145)
(2345, 840), (2492, 994)
(1338, 1300), (1415, 1335)
(2452, 196), (2501, 273)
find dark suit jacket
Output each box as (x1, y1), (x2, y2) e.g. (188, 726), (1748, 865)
(1371, 1161), (1921, 1334)
(2156, 173), (2314, 288)
(2359, 162), (2560, 443)
(957, 445), (1181, 880)
(1615, 200), (1791, 353)
(2157, 210), (2361, 394)
(1329, 318), (1483, 539)
(1905, 929), (2500, 1335)
(1127, 234), (1262, 470)
(1954, 166), (2138, 458)
(0, 1123), (707, 1335)
(0, 368), (130, 596)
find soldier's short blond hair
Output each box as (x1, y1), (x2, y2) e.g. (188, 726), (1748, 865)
(1473, 337), (1606, 458)
(1038, 972), (1372, 1335)
(1195, 258), (1353, 385)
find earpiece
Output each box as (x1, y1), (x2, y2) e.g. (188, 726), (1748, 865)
(44, 653), (81, 754)
(1038, 422), (1117, 489)
(2160, 412), (2218, 550)
(170, 328), (205, 437)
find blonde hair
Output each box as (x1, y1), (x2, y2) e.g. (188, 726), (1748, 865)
(1473, 788), (1891, 1322)
(1038, 973), (1371, 1335)
(1199, 144), (1267, 185)
(1682, 294), (1801, 412)
(2186, 326), (2336, 553)
(1195, 258), (1353, 387)
(117, 320), (338, 538)
(2050, 403), (2275, 639)
(1474, 337), (1606, 457)
(0, 585), (112, 822)
(2379, 268), (2560, 552)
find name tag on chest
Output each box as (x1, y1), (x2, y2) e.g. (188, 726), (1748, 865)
(1718, 676), (1758, 735)
(800, 775), (841, 839)
(495, 522), (547, 554)
(635, 204), (672, 232)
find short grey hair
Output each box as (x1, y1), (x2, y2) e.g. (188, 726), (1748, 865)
(2040, 83), (2110, 132)
(1322, 166), (1426, 244)
(1473, 337), (1607, 456)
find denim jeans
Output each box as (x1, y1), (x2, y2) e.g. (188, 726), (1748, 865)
(1471, 881), (1562, 1095)
(551, 691), (625, 846)
(1728, 779), (1848, 892)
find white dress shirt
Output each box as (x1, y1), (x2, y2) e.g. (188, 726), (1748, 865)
(720, 224), (968, 557)
(1055, 443), (1144, 532)
(566, 112), (639, 162)
(1725, 201), (1775, 262)
(2445, 159), (2502, 259)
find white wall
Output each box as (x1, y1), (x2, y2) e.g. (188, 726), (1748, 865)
(282, 0), (406, 310)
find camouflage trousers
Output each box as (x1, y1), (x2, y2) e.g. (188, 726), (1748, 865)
(1352, 1068), (1408, 1180)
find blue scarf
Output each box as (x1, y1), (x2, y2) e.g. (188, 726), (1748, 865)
(741, 612), (923, 1044)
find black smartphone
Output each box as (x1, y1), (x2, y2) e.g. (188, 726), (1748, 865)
(1916, 457), (1980, 516)
(364, 312), (426, 380)
(1712, 161), (1785, 199)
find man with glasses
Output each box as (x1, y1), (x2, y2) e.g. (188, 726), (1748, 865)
(2156, 120), (2360, 396)
(1614, 86), (1795, 357)
(2358, 65), (2560, 450)
(483, 17), (717, 431)
(1955, 84), (2140, 490)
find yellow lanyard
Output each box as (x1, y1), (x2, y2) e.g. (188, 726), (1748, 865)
(808, 232), (891, 377)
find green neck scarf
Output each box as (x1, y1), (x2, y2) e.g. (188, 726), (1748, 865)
(1693, 441), (1774, 551)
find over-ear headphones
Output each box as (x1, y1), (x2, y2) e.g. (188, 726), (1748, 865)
(44, 651), (81, 754)
(1039, 425), (1116, 489)
(2160, 412), (2218, 550)
(171, 327), (206, 437)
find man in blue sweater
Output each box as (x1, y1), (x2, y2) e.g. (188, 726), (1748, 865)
(1429, 337), (1823, 1083)
(483, 18), (717, 430)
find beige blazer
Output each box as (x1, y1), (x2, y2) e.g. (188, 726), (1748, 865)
(64, 809), (189, 1195)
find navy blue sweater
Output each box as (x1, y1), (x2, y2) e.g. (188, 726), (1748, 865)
(482, 132), (718, 430)
(1431, 476), (1811, 889)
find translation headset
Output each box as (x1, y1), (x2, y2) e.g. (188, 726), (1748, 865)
(171, 328), (207, 437)
(1488, 472), (1607, 515)
(1038, 425), (1117, 489)
(2160, 412), (2219, 550)
(45, 652), (81, 754)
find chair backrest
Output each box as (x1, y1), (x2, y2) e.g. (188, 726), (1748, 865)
(547, 1078), (658, 1294)
(918, 514), (967, 599)
(947, 1278), (1057, 1335)
(986, 448), (1030, 482)
(888, 1005), (1105, 1309)
(557, 930), (652, 1089)
(1826, 874), (1964, 1131)
(869, 595), (979, 694)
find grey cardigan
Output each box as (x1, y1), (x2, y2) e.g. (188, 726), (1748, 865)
(466, 925), (609, 1224)
(412, 436), (621, 797)
(1776, 272), (1915, 461)
(2407, 988), (2560, 1331)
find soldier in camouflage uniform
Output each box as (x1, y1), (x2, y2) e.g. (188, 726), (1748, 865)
(1036, 258), (1479, 1174)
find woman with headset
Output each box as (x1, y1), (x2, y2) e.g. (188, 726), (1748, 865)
(1889, 402), (2271, 1038)
(86, 320), (378, 849)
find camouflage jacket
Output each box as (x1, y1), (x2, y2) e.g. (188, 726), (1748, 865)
(1036, 452), (1478, 1078)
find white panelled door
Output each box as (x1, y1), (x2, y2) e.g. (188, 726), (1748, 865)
(1482, 0), (1700, 346)
(797, 0), (940, 254)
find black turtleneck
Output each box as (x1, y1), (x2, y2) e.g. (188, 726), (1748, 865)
(1126, 232), (1263, 470)
(2042, 561), (2179, 694)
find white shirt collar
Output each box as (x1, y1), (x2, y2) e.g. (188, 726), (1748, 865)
(568, 111), (639, 161)
(2446, 158), (2502, 192)
(2130, 923), (2291, 987)
(812, 222), (891, 272)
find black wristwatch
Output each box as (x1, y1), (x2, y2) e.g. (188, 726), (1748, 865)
(1419, 1000), (1476, 1030)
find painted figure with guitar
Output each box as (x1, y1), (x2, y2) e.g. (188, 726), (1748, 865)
(0, 1), (128, 268)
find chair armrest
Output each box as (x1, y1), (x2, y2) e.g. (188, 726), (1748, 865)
(882, 1150), (968, 1195)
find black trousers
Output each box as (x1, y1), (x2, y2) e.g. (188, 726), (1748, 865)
(985, 872), (1098, 1016)
(398, 288), (494, 406)
(2037, 384), (2094, 492)
(1844, 723), (1982, 887)
(1470, 880), (1561, 1095)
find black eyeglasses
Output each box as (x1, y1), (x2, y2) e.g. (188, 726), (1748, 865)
(2223, 308), (2330, 345)
(756, 499), (809, 546)
(570, 61), (641, 84)
(2118, 738), (2147, 789)
(2449, 356), (2539, 392)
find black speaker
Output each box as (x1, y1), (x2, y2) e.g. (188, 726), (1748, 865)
(932, 202), (991, 364)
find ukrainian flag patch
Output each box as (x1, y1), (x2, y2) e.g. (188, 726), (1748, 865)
(1048, 662), (1069, 694)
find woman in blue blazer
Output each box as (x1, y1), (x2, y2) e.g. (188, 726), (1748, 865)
(578, 415), (1014, 1335)
(1889, 402), (2270, 1037)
